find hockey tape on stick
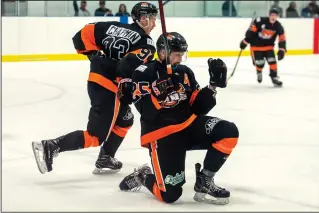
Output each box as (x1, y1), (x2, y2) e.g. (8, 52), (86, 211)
(227, 11), (256, 82)
(158, 0), (172, 75)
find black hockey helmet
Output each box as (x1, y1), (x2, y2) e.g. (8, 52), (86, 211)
(156, 32), (188, 56)
(269, 8), (279, 15)
(131, 2), (158, 22)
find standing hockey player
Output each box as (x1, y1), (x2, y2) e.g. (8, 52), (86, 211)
(31, 2), (158, 175)
(240, 8), (286, 87)
(118, 32), (239, 205)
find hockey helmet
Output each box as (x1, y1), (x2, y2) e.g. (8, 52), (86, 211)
(156, 32), (188, 55)
(131, 2), (158, 22)
(269, 8), (279, 15)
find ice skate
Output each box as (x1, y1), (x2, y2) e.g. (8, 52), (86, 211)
(119, 164), (152, 192)
(92, 148), (123, 174)
(193, 163), (230, 205)
(32, 140), (60, 174)
(270, 76), (283, 87)
(257, 71), (262, 83)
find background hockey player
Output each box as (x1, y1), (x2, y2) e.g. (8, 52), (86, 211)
(118, 32), (239, 205)
(240, 8), (286, 87)
(31, 2), (158, 175)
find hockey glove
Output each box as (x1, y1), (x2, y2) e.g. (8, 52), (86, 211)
(208, 58), (227, 88)
(86, 50), (105, 61)
(277, 49), (285, 61)
(151, 78), (175, 102)
(240, 40), (249, 50)
(117, 78), (133, 105)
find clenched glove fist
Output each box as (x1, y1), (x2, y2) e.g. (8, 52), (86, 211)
(240, 40), (248, 50)
(117, 78), (133, 105)
(277, 49), (285, 61)
(208, 58), (227, 88)
(86, 50), (105, 61)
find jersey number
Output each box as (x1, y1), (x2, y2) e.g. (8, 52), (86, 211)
(102, 36), (131, 59)
(133, 82), (150, 103)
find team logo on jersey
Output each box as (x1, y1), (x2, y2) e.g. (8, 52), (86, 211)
(165, 171), (185, 186)
(205, 117), (222, 134)
(161, 83), (187, 108)
(259, 29), (276, 39)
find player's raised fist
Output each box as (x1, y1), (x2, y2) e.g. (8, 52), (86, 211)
(207, 58), (227, 88)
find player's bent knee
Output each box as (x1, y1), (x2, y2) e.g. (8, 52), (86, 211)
(212, 121), (239, 154)
(227, 122), (239, 138)
(160, 187), (183, 203)
(214, 120), (239, 139)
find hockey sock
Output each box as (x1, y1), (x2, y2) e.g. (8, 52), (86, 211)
(204, 137), (238, 172)
(101, 131), (124, 157)
(56, 130), (86, 152)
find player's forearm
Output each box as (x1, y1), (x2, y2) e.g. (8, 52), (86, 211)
(117, 54), (143, 78)
(278, 40), (286, 51)
(138, 96), (162, 120)
(190, 86), (217, 115)
(244, 30), (256, 43)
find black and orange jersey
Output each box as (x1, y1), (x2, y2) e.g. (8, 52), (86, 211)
(72, 21), (156, 60)
(132, 60), (217, 147)
(244, 17), (286, 51)
(73, 21), (156, 91)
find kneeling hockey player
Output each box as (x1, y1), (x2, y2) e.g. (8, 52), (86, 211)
(118, 32), (239, 205)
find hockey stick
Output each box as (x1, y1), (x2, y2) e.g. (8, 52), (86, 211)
(158, 0), (172, 75)
(227, 49), (243, 81)
(227, 11), (256, 82)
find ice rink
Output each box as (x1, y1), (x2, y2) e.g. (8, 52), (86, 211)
(2, 55), (319, 211)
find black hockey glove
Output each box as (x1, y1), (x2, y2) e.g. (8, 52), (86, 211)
(151, 77), (176, 102)
(86, 50), (105, 61)
(208, 58), (227, 88)
(277, 49), (285, 61)
(240, 40), (248, 50)
(117, 78), (133, 105)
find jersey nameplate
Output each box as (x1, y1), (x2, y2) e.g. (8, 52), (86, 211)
(106, 25), (141, 44)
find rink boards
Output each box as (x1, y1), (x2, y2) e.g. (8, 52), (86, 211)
(2, 17), (319, 62)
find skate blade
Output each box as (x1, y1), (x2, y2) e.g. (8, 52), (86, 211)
(193, 192), (229, 205)
(273, 84), (283, 88)
(32, 142), (48, 174)
(92, 167), (120, 175)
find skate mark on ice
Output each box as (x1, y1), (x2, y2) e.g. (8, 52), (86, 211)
(3, 143), (318, 164)
(225, 106), (319, 124)
(2, 133), (15, 141)
(3, 78), (66, 108)
(231, 186), (319, 210)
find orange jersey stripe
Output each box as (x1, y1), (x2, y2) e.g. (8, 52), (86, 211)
(88, 72), (118, 93)
(141, 114), (197, 146)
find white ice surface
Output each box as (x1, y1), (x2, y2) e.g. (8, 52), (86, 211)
(2, 55), (319, 211)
